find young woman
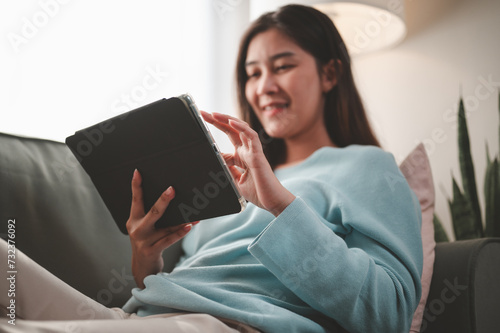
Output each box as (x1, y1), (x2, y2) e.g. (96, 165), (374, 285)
(125, 4), (423, 333)
(0, 4), (422, 333)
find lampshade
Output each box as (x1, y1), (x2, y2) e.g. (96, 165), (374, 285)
(249, 0), (406, 56)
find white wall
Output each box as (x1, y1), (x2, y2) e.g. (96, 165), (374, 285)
(353, 0), (500, 239)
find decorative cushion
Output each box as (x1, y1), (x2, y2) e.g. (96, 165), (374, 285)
(399, 143), (436, 332)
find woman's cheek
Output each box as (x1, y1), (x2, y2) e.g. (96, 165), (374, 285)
(245, 80), (257, 102)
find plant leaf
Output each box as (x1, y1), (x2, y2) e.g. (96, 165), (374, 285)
(449, 175), (478, 240)
(457, 98), (484, 237)
(433, 213), (449, 242)
(486, 142), (491, 165)
(485, 157), (500, 237)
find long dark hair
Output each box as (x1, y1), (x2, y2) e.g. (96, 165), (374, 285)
(236, 4), (380, 168)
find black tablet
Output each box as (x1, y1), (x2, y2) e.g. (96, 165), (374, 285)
(66, 94), (246, 234)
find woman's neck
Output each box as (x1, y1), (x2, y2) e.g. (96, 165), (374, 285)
(276, 131), (336, 169)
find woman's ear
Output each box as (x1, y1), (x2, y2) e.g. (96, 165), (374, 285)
(321, 59), (341, 93)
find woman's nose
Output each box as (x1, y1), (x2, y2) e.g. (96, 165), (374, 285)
(256, 71), (279, 95)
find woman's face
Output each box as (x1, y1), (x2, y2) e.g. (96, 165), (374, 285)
(244, 28), (334, 142)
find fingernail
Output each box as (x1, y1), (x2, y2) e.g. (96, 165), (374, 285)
(183, 224), (192, 232)
(165, 186), (174, 197)
(133, 169), (138, 179)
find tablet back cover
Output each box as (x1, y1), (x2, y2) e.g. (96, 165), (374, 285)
(66, 97), (244, 234)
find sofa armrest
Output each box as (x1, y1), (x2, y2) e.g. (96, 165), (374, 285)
(422, 237), (500, 333)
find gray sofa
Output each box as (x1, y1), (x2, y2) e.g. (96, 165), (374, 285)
(1, 132), (499, 332)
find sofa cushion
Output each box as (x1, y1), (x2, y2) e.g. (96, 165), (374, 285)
(399, 143), (436, 332)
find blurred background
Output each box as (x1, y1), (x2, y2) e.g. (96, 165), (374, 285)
(1, 0), (499, 239)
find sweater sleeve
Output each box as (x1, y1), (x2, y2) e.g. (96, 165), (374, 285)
(248, 148), (423, 333)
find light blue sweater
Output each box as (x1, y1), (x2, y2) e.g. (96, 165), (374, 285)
(123, 145), (423, 333)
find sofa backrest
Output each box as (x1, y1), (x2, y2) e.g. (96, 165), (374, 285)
(0, 132), (182, 307)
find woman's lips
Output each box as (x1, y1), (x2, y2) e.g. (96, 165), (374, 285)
(262, 103), (288, 117)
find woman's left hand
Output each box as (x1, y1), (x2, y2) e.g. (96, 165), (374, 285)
(201, 111), (295, 217)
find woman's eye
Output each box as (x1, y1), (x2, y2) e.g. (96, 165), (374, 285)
(275, 64), (293, 72)
(247, 72), (260, 79)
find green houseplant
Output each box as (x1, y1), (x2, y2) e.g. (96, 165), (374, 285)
(434, 91), (500, 242)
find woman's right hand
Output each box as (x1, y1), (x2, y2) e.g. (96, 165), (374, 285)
(126, 169), (196, 289)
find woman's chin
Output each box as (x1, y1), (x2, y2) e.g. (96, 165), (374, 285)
(262, 125), (290, 140)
